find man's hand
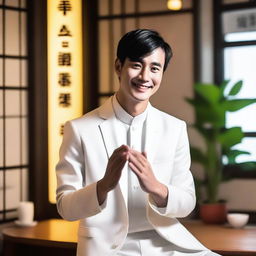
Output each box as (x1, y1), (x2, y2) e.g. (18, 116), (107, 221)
(97, 145), (129, 205)
(128, 149), (168, 207)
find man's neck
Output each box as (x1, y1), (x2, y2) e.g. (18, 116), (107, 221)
(116, 93), (148, 117)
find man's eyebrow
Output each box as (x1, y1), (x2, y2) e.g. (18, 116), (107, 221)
(130, 58), (143, 63)
(151, 62), (162, 68)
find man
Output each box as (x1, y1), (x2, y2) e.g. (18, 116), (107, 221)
(56, 29), (220, 256)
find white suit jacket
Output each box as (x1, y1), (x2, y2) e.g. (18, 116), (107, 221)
(56, 96), (208, 256)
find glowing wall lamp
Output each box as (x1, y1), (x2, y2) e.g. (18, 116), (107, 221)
(167, 0), (182, 10)
(47, 0), (83, 203)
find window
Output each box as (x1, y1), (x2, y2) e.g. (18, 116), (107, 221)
(224, 44), (256, 162)
(0, 0), (28, 223)
(215, 1), (256, 176)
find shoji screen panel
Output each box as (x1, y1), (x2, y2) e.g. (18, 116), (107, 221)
(0, 0), (28, 223)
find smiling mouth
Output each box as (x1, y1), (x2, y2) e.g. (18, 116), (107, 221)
(132, 82), (154, 89)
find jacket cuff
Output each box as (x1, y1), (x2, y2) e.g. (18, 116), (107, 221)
(148, 187), (169, 216)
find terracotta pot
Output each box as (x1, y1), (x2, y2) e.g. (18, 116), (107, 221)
(199, 202), (227, 224)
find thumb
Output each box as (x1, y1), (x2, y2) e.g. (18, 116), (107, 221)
(142, 151), (147, 158)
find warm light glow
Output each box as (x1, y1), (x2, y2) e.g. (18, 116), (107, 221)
(47, 0), (83, 203)
(167, 0), (182, 10)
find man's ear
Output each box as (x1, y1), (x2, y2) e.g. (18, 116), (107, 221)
(115, 58), (122, 77)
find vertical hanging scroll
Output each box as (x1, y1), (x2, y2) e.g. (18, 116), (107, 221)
(47, 0), (83, 203)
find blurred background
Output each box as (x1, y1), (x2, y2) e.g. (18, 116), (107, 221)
(0, 0), (256, 228)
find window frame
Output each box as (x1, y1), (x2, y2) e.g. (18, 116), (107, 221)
(0, 0), (29, 224)
(214, 0), (256, 178)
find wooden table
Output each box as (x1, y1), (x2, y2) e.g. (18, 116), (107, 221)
(2, 219), (78, 256)
(2, 219), (256, 256)
(182, 221), (256, 256)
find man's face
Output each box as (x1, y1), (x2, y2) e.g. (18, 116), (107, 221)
(115, 47), (165, 105)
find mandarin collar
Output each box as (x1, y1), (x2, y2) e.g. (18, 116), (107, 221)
(112, 94), (149, 126)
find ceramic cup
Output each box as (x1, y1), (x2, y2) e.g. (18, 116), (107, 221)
(227, 213), (249, 229)
(17, 201), (34, 224)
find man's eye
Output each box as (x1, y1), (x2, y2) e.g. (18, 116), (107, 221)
(132, 63), (141, 68)
(151, 67), (160, 72)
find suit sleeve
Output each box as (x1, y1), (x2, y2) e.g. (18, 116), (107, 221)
(56, 121), (104, 221)
(148, 121), (196, 218)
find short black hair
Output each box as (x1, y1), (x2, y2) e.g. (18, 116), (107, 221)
(117, 29), (173, 71)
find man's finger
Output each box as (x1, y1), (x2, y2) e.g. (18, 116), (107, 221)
(128, 153), (144, 172)
(129, 151), (146, 166)
(142, 151), (147, 158)
(128, 161), (142, 176)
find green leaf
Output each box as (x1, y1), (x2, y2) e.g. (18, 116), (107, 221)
(195, 83), (221, 104)
(185, 97), (209, 109)
(224, 149), (250, 164)
(223, 99), (256, 112)
(227, 162), (256, 172)
(190, 147), (207, 165)
(217, 127), (244, 149)
(186, 99), (214, 126)
(220, 80), (230, 97)
(193, 125), (221, 141)
(186, 89), (226, 127)
(195, 106), (225, 128)
(236, 162), (256, 171)
(193, 125), (211, 140)
(185, 98), (197, 106)
(228, 80), (243, 96)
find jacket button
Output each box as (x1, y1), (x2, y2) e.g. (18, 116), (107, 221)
(111, 244), (118, 249)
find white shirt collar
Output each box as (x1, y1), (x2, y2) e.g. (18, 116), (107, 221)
(112, 94), (148, 126)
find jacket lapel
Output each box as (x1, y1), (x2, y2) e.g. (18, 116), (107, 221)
(144, 106), (161, 167)
(98, 97), (128, 206)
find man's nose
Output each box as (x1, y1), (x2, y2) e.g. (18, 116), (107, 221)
(138, 68), (150, 81)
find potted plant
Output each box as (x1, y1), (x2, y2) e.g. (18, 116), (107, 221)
(186, 80), (256, 224)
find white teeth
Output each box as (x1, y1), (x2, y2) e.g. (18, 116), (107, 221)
(136, 84), (153, 89)
(132, 81), (153, 89)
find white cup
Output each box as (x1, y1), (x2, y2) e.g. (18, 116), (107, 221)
(17, 201), (34, 224)
(227, 213), (249, 229)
